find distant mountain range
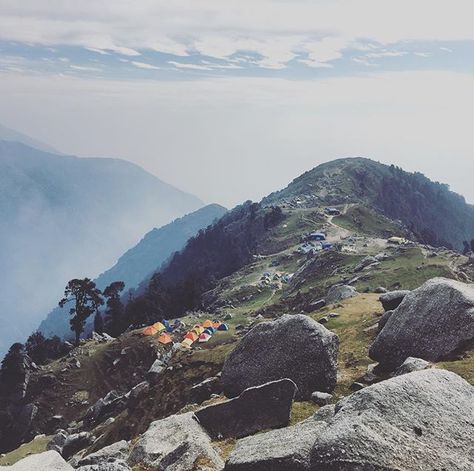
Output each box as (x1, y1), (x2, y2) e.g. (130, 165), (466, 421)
(0, 133), (203, 357)
(39, 203), (227, 339)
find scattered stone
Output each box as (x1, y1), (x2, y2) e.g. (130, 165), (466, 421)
(325, 285), (357, 304)
(310, 369), (474, 470)
(374, 286), (388, 294)
(304, 299), (326, 312)
(84, 390), (127, 426)
(354, 256), (377, 272)
(328, 312), (339, 318)
(128, 412), (224, 471)
(195, 379), (297, 440)
(349, 382), (365, 392)
(190, 376), (222, 404)
(371, 278), (474, 369)
(221, 314), (339, 399)
(223, 313), (233, 321)
(311, 391), (333, 406)
(4, 450), (74, 470)
(391, 357), (432, 377)
(47, 430), (69, 454)
(379, 289), (410, 311)
(317, 316), (329, 324)
(61, 432), (94, 460)
(147, 359), (166, 380)
(127, 381), (149, 409)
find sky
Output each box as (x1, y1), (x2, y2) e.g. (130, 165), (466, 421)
(0, 0), (473, 207)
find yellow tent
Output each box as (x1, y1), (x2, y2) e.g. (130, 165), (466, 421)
(143, 326), (157, 336)
(202, 319), (213, 328)
(153, 322), (166, 332)
(192, 326), (204, 335)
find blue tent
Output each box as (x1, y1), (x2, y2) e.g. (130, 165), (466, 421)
(217, 323), (229, 331)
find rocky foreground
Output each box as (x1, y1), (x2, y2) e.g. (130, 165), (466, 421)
(3, 276), (474, 470)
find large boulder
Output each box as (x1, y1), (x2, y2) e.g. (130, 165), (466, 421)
(391, 357), (431, 377)
(379, 289), (410, 311)
(4, 450), (73, 470)
(128, 412), (224, 471)
(325, 285), (357, 304)
(190, 376), (222, 405)
(370, 278), (474, 368)
(61, 432), (94, 460)
(224, 406), (334, 471)
(76, 462), (131, 471)
(195, 379), (297, 439)
(221, 314), (338, 399)
(309, 369), (474, 470)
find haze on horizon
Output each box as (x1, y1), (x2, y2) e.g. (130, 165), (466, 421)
(0, 0), (473, 208)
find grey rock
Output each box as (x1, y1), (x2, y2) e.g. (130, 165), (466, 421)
(325, 285), (357, 304)
(317, 317), (328, 324)
(194, 379), (297, 440)
(304, 299), (326, 312)
(225, 407), (334, 471)
(354, 256), (377, 272)
(4, 450), (74, 470)
(379, 289), (410, 311)
(349, 382), (364, 392)
(147, 359), (166, 379)
(47, 429), (69, 453)
(370, 278), (474, 368)
(391, 357), (431, 377)
(310, 391), (332, 406)
(127, 381), (149, 409)
(128, 412), (224, 471)
(377, 309), (394, 332)
(84, 390), (127, 426)
(61, 432), (94, 460)
(190, 376), (222, 404)
(13, 403), (38, 439)
(374, 286), (387, 294)
(78, 440), (129, 466)
(221, 314), (338, 400)
(309, 369), (474, 470)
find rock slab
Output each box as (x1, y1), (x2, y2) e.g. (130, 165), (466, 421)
(195, 379), (297, 439)
(309, 369), (474, 470)
(4, 450), (74, 470)
(128, 412), (224, 471)
(221, 314), (338, 399)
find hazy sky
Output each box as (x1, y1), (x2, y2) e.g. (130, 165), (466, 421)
(0, 0), (473, 207)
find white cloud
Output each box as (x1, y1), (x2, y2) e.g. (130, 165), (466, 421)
(0, 1), (472, 70)
(131, 61), (160, 70)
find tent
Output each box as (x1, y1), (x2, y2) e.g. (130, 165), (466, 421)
(212, 321), (222, 329)
(143, 326), (157, 336)
(158, 333), (173, 345)
(192, 326), (204, 335)
(217, 323), (229, 331)
(185, 332), (198, 342)
(152, 322), (166, 332)
(204, 326), (216, 334)
(181, 338), (193, 348)
(202, 319), (214, 328)
(198, 333), (211, 342)
(165, 325), (174, 333)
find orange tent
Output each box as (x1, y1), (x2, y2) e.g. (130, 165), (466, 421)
(158, 333), (173, 345)
(212, 321), (221, 329)
(143, 326), (157, 336)
(202, 319), (213, 328)
(185, 332), (198, 342)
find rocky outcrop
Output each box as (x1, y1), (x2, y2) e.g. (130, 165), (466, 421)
(370, 278), (474, 368)
(221, 314), (338, 399)
(325, 285), (357, 304)
(61, 432), (94, 460)
(377, 309), (393, 332)
(128, 412), (224, 471)
(84, 390), (127, 426)
(190, 377), (222, 404)
(391, 357), (431, 377)
(309, 369), (474, 470)
(195, 379), (297, 439)
(379, 289), (410, 311)
(4, 450), (73, 470)
(76, 462), (131, 471)
(224, 406), (333, 471)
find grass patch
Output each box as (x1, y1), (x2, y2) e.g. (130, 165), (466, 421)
(0, 435), (52, 466)
(290, 401), (319, 425)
